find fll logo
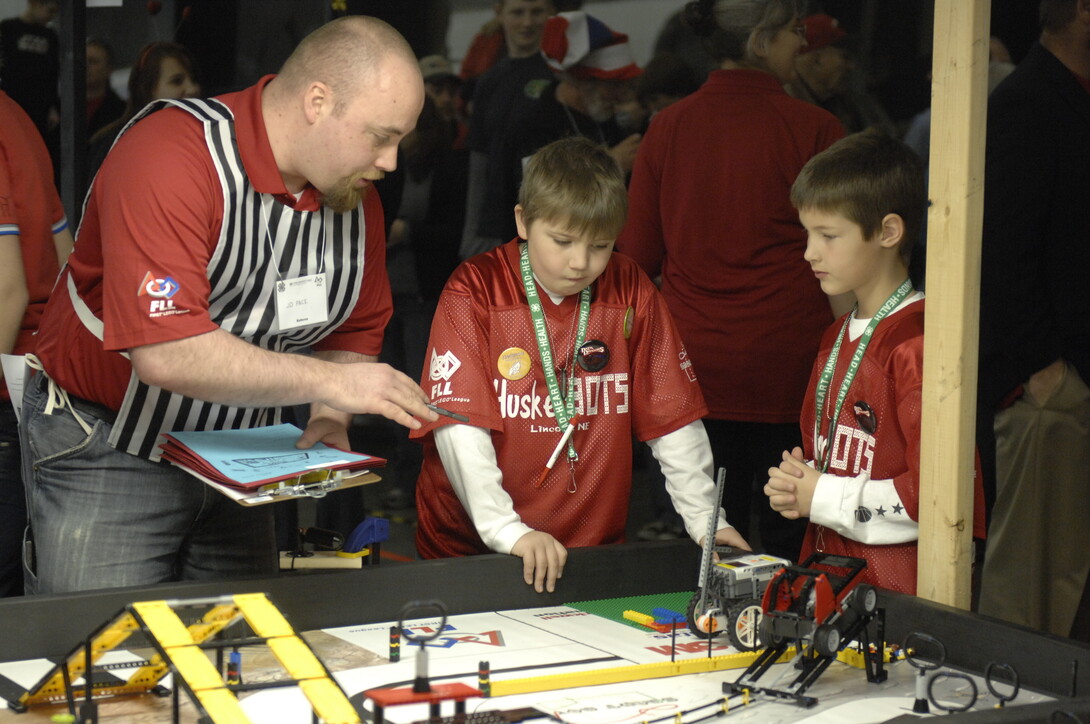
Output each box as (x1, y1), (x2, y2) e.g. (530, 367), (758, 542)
(429, 349), (461, 398)
(138, 271), (181, 314)
(138, 272), (180, 299)
(402, 624), (506, 648)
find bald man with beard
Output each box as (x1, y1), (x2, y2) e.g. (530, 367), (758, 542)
(20, 16), (439, 595)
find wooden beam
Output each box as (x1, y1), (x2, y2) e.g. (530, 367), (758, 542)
(917, 0), (991, 608)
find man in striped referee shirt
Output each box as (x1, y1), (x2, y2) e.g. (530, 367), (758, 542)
(20, 16), (439, 594)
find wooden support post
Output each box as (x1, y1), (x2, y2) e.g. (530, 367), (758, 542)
(917, 0), (991, 608)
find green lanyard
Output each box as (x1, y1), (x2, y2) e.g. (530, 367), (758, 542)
(519, 243), (590, 461)
(813, 278), (913, 472)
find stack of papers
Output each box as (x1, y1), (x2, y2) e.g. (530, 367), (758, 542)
(161, 424), (385, 505)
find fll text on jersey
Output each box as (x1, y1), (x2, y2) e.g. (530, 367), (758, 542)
(494, 374), (630, 421)
(826, 423), (876, 475)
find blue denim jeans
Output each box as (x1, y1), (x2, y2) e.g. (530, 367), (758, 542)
(19, 374), (277, 594)
(0, 403), (25, 597)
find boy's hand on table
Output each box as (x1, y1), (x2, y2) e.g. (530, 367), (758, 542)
(511, 531), (567, 593)
(765, 448), (818, 519)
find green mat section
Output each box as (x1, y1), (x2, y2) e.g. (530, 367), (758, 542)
(567, 591), (693, 631)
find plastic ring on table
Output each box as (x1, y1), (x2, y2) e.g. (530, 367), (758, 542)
(928, 670), (979, 713)
(396, 600), (448, 642)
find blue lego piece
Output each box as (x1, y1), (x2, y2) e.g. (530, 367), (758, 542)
(653, 607), (686, 624)
(344, 517), (390, 553)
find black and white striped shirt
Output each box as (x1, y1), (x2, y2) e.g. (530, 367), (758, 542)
(72, 98), (369, 460)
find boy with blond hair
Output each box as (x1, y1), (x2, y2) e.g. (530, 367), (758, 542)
(414, 136), (748, 592)
(765, 130), (985, 594)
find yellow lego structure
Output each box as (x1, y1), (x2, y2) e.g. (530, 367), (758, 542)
(7, 593), (360, 724)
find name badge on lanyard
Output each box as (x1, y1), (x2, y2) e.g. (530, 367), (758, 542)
(275, 273), (329, 331)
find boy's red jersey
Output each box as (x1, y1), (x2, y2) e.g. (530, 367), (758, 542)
(413, 241), (707, 557)
(799, 299), (987, 594)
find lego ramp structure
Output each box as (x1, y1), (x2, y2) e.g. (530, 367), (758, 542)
(5, 592), (359, 724)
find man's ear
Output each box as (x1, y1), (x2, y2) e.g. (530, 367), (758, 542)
(878, 213), (905, 249)
(303, 81), (332, 125)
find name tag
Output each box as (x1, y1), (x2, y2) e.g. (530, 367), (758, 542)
(275, 273), (329, 331)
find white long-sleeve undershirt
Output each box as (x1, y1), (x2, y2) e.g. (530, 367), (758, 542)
(807, 291), (925, 545)
(434, 420), (733, 554)
(809, 470), (918, 544)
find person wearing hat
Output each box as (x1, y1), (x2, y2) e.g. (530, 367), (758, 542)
(789, 14), (849, 106)
(476, 11), (643, 245)
(419, 55), (468, 152)
(419, 55), (465, 130)
(787, 13), (895, 135)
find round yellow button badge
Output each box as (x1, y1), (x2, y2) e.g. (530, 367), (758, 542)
(498, 347), (532, 380)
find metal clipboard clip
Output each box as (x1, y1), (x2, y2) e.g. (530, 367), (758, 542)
(259, 468), (347, 500)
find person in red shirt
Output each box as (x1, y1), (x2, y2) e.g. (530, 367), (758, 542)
(22, 17), (438, 595)
(0, 90), (72, 598)
(413, 137), (749, 594)
(764, 131), (986, 595)
(616, 0), (845, 562)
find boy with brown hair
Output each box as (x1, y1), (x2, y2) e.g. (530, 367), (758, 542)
(414, 136), (749, 593)
(764, 130), (985, 594)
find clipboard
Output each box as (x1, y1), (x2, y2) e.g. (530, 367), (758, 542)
(160, 423), (385, 505)
(180, 464), (383, 506)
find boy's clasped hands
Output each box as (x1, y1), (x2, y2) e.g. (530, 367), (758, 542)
(765, 446), (819, 520)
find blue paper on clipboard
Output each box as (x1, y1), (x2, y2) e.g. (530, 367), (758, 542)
(161, 423), (384, 489)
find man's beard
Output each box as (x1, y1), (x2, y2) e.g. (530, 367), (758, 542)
(320, 171), (384, 213)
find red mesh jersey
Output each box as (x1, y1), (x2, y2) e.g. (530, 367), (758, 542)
(413, 241), (708, 558)
(798, 299), (986, 594)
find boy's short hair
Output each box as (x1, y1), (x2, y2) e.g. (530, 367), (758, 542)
(518, 136), (627, 240)
(791, 130), (927, 265)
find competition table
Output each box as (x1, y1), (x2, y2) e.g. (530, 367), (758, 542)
(1, 541), (1089, 722)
